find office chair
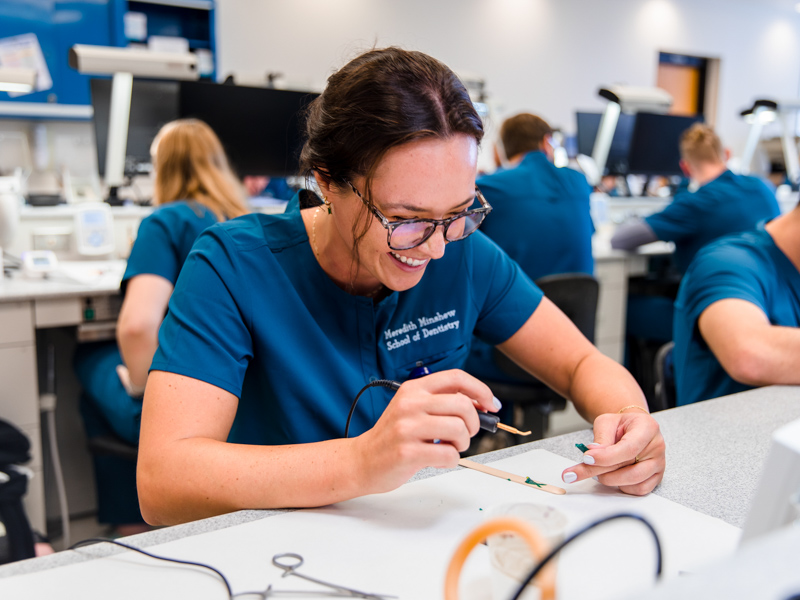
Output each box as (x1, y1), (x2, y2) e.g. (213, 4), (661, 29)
(86, 434), (138, 462)
(481, 273), (600, 440)
(79, 394), (143, 528)
(652, 341), (676, 412)
(0, 420), (36, 564)
(625, 255), (681, 404)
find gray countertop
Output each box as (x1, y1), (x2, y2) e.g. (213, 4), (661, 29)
(2, 384), (799, 579)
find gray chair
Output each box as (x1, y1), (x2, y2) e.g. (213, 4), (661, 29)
(86, 434), (138, 462)
(652, 341), (676, 412)
(482, 273), (600, 440)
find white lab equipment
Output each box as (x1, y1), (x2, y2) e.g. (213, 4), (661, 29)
(73, 202), (115, 256)
(21, 249), (58, 278)
(0, 172), (24, 276)
(740, 417), (800, 544)
(0, 66), (36, 94)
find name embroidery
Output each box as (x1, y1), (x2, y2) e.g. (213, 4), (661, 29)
(384, 309), (460, 351)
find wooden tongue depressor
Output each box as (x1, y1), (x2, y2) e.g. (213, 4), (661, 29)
(458, 458), (566, 495)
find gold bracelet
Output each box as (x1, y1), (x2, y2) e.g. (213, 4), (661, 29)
(618, 405), (649, 415)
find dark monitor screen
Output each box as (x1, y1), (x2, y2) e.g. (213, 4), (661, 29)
(178, 81), (319, 178)
(90, 78), (180, 177)
(627, 113), (704, 176)
(575, 112), (636, 175)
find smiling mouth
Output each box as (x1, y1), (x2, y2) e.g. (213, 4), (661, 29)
(390, 251), (428, 267)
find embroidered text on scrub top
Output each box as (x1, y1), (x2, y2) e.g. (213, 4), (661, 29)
(384, 309), (460, 351)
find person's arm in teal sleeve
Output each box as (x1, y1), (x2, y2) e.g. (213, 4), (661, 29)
(610, 218), (658, 250)
(697, 298), (800, 386)
(644, 192), (705, 242)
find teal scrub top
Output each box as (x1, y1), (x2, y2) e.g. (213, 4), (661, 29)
(476, 151), (595, 281)
(123, 200), (219, 288)
(465, 151), (593, 382)
(645, 170), (780, 274)
(673, 226), (800, 406)
(150, 195), (544, 445)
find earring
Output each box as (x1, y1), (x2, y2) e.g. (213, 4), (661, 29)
(321, 195), (332, 215)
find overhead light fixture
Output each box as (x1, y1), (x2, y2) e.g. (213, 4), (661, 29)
(69, 44), (199, 204)
(0, 67), (37, 94)
(597, 85), (673, 115)
(587, 85), (674, 184)
(68, 44), (199, 80)
(740, 98), (800, 184)
(740, 107), (776, 125)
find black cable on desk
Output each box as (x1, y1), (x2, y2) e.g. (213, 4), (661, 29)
(70, 538), (234, 599)
(510, 513), (663, 600)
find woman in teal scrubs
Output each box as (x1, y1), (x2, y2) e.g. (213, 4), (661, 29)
(138, 48), (666, 525)
(74, 119), (248, 529)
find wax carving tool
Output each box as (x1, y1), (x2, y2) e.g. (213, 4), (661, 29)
(478, 412), (531, 436)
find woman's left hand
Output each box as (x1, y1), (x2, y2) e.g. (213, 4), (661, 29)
(561, 412), (665, 495)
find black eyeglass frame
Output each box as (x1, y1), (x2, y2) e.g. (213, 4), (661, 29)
(344, 179), (492, 251)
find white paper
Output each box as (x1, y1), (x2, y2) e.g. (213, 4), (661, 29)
(0, 33), (52, 97)
(0, 450), (740, 599)
(123, 12), (148, 42)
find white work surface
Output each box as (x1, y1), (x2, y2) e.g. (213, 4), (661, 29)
(0, 260), (126, 300)
(2, 386), (800, 599)
(0, 450), (737, 600)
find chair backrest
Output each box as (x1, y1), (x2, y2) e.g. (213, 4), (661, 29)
(493, 272), (600, 381)
(652, 341), (676, 412)
(535, 273), (599, 343)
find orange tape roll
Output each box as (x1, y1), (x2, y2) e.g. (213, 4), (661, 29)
(444, 516), (556, 600)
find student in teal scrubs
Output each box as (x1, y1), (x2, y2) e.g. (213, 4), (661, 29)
(673, 201), (800, 406)
(478, 113), (594, 281)
(74, 119), (248, 531)
(611, 124), (780, 400)
(137, 48), (666, 526)
(611, 123), (780, 272)
(465, 113), (594, 383)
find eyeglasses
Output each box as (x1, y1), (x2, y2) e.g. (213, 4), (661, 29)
(345, 180), (492, 251)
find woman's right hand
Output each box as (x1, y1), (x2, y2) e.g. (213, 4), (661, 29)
(352, 369), (500, 495)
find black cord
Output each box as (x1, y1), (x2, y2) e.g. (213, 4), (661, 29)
(510, 513), (663, 600)
(344, 379), (401, 438)
(70, 538), (234, 599)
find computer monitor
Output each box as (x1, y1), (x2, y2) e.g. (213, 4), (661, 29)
(90, 78), (180, 177)
(626, 113), (704, 177)
(740, 417), (800, 544)
(576, 111), (636, 175)
(178, 81), (319, 178)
